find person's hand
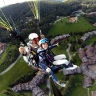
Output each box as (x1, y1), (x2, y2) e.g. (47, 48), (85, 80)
(56, 43), (59, 46)
(38, 68), (43, 71)
(38, 68), (46, 74)
(46, 68), (51, 73)
(19, 47), (25, 54)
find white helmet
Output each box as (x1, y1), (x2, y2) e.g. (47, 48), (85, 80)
(38, 39), (42, 46)
(28, 33), (38, 40)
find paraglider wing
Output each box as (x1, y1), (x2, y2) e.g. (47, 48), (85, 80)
(0, 17), (12, 31)
(50, 34), (70, 44)
(0, 17), (27, 45)
(0, 7), (27, 46)
(27, 0), (40, 21)
(0, 26), (7, 30)
(27, 0), (42, 34)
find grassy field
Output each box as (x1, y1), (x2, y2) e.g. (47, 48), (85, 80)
(0, 57), (32, 96)
(89, 82), (96, 96)
(67, 75), (88, 96)
(48, 16), (96, 37)
(0, 45), (9, 65)
(0, 44), (18, 65)
(52, 43), (68, 58)
(0, 44), (19, 73)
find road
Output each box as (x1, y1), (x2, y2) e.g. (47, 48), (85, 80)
(0, 54), (21, 76)
(54, 17), (67, 24)
(66, 44), (72, 61)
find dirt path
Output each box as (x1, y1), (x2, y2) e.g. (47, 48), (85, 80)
(66, 44), (72, 61)
(0, 54), (21, 76)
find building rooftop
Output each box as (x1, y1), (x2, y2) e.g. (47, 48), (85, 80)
(92, 91), (96, 96)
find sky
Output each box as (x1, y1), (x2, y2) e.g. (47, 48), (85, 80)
(0, 0), (33, 8)
(0, 0), (65, 8)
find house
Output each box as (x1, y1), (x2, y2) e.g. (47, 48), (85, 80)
(0, 42), (6, 57)
(32, 86), (47, 96)
(93, 23), (96, 27)
(50, 34), (70, 44)
(86, 46), (95, 58)
(89, 56), (96, 63)
(83, 75), (92, 88)
(82, 69), (96, 80)
(72, 10), (85, 17)
(69, 16), (78, 23)
(26, 17), (33, 22)
(87, 12), (96, 16)
(0, 42), (6, 51)
(78, 48), (88, 62)
(63, 66), (81, 75)
(92, 91), (96, 96)
(81, 31), (96, 41)
(92, 31), (96, 35)
(81, 33), (90, 41)
(56, 16), (60, 19)
(12, 71), (48, 96)
(78, 45), (96, 87)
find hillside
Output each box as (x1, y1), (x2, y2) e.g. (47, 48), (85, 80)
(48, 16), (96, 37)
(0, 1), (81, 42)
(0, 57), (32, 96)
